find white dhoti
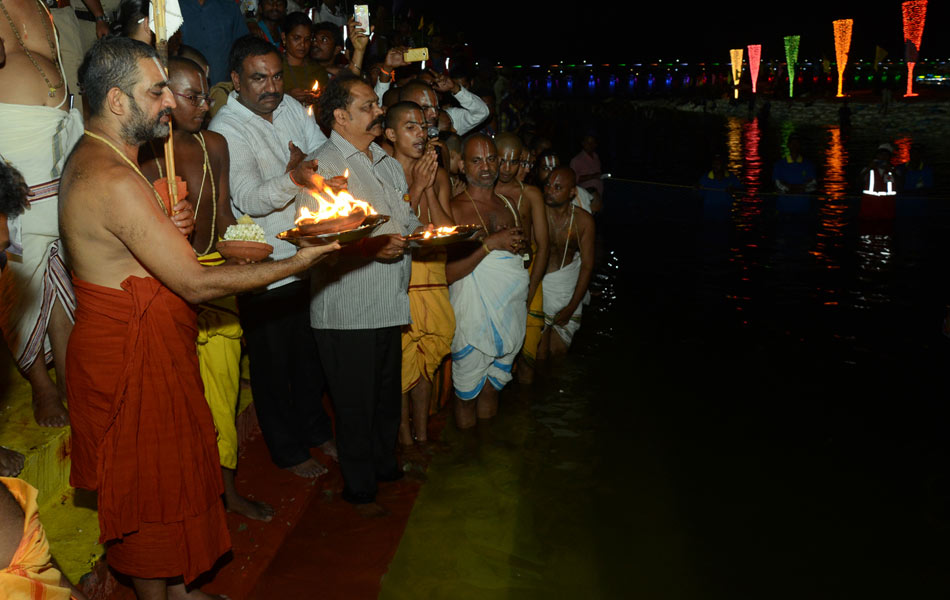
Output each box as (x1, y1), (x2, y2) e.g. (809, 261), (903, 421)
(0, 104), (83, 372)
(542, 253), (585, 347)
(449, 251), (529, 400)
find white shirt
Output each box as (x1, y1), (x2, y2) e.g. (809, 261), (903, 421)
(209, 92), (327, 289)
(374, 81), (490, 136)
(318, 4), (346, 27)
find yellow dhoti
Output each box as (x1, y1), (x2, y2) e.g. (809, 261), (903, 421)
(402, 250), (455, 395)
(0, 477), (73, 600)
(196, 253), (243, 470)
(521, 263), (545, 367)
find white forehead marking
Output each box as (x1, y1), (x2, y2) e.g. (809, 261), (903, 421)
(151, 57), (168, 83)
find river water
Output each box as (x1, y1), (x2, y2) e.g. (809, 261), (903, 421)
(379, 108), (950, 598)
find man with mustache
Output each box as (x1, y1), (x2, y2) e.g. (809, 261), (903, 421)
(308, 74), (429, 517)
(210, 35), (339, 480)
(446, 134), (529, 429)
(60, 36), (339, 599)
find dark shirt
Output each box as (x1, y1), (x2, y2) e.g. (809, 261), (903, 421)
(179, 0), (250, 85)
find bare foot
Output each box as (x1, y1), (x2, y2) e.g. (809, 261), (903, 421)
(168, 586), (230, 599)
(32, 387), (69, 428)
(418, 439), (450, 455)
(316, 440), (338, 462)
(0, 447), (24, 477)
(285, 457), (327, 479)
(354, 502), (389, 518)
(225, 493), (275, 522)
(398, 442), (427, 466)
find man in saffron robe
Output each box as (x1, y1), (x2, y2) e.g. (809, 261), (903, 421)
(59, 37), (338, 598)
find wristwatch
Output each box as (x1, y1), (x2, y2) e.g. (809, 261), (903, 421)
(95, 14), (110, 22)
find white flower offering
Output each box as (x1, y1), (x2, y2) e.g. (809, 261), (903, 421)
(223, 214), (266, 243)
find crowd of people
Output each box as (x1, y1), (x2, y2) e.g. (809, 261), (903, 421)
(0, 1), (602, 597)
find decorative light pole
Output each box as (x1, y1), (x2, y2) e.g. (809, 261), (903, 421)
(730, 48), (744, 99)
(747, 44), (762, 94)
(833, 19), (853, 98)
(902, 0), (928, 97)
(784, 35), (800, 98)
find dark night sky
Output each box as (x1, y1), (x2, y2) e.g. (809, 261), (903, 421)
(419, 1), (949, 65)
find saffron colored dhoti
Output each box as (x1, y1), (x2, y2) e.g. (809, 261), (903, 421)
(520, 258), (544, 367)
(196, 252), (243, 471)
(401, 249), (455, 394)
(67, 277), (230, 583)
(0, 477), (73, 600)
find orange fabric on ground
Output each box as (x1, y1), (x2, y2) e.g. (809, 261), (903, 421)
(401, 250), (455, 393)
(0, 477), (72, 600)
(67, 276), (230, 583)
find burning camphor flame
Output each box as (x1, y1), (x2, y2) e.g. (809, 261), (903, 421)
(422, 225), (459, 239)
(296, 174), (377, 225)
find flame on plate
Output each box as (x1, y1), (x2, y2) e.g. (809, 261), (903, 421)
(296, 175), (377, 225)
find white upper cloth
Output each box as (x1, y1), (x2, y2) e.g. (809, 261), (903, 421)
(209, 92), (327, 289)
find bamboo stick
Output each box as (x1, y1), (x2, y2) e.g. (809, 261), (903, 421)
(153, 0), (178, 209)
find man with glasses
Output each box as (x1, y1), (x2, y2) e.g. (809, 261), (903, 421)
(210, 35), (338, 481)
(139, 57), (276, 521)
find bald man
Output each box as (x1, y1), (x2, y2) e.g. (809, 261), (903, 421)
(493, 133), (549, 384)
(537, 167), (595, 359)
(396, 78), (489, 136)
(446, 134), (529, 429)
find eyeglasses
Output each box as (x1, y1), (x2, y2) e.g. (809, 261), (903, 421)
(173, 91), (213, 108)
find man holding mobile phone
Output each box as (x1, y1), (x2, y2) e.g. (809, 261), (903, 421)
(375, 57), (489, 136)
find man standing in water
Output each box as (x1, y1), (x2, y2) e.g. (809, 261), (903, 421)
(492, 133), (549, 384)
(446, 134), (528, 429)
(537, 167), (595, 360)
(60, 37), (339, 598)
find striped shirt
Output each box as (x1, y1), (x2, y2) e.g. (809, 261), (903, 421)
(307, 131), (422, 330)
(209, 91), (327, 290)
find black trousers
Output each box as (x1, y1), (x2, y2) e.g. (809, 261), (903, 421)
(237, 280), (332, 468)
(313, 326), (402, 504)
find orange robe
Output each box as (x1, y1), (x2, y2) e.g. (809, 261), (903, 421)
(0, 477), (73, 600)
(67, 276), (230, 583)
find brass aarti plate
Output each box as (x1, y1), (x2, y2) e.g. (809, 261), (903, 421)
(277, 214), (391, 246)
(405, 224), (483, 247)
